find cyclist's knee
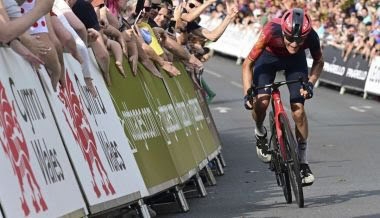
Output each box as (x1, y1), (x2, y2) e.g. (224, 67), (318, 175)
(291, 103), (306, 122)
(256, 94), (271, 110)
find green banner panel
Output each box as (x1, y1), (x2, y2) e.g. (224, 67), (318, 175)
(173, 62), (220, 159)
(160, 68), (208, 167)
(107, 58), (178, 191)
(137, 64), (198, 182)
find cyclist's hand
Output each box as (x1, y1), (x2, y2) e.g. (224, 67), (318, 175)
(300, 81), (314, 99)
(244, 86), (255, 110)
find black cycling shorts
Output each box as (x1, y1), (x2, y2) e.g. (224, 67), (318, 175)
(253, 50), (308, 104)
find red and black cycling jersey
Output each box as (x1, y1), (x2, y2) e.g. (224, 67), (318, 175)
(248, 18), (322, 62)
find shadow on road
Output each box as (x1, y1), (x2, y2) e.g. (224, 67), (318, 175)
(305, 189), (380, 208)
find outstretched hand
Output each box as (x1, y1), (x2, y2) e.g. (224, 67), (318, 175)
(226, 2), (238, 19)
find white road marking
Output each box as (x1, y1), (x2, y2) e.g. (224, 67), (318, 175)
(349, 106), (372, 112)
(204, 69), (222, 78)
(212, 107), (231, 113)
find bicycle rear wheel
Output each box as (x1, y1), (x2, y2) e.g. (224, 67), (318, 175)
(269, 112), (291, 204)
(279, 114), (304, 208)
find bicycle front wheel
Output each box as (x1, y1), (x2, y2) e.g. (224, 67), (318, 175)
(279, 114), (304, 208)
(269, 112), (291, 204)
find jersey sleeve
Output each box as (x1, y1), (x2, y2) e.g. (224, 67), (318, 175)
(307, 29), (323, 61)
(247, 24), (270, 61)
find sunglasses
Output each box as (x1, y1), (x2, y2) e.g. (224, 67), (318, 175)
(189, 3), (197, 8)
(284, 34), (305, 44)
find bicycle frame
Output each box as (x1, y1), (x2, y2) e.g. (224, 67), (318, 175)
(271, 88), (291, 161)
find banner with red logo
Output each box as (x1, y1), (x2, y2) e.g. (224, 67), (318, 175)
(40, 52), (147, 214)
(0, 48), (86, 217)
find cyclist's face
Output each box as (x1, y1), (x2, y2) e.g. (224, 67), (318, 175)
(283, 35), (305, 54)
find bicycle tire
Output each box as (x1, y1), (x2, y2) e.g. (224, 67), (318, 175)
(279, 114), (304, 208)
(269, 112), (291, 204)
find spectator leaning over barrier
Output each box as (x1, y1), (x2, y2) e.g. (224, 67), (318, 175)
(19, 0), (64, 92)
(133, 0), (181, 77)
(93, 0), (140, 75)
(0, 0), (54, 42)
(2, 0), (46, 68)
(90, 0), (127, 78)
(103, 0), (163, 78)
(152, 4), (204, 70)
(52, 0), (97, 96)
(67, 0), (113, 85)
(242, 8), (324, 186)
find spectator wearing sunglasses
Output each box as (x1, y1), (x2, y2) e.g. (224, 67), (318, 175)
(242, 8), (324, 186)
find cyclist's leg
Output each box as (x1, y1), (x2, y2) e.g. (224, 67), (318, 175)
(284, 52), (314, 184)
(252, 51), (278, 162)
(252, 51), (278, 135)
(284, 52), (308, 160)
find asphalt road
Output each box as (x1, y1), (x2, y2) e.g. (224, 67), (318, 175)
(159, 54), (380, 218)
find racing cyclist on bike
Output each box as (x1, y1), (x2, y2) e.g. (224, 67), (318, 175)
(241, 8), (324, 186)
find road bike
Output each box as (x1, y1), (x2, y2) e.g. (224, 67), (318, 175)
(255, 78), (305, 208)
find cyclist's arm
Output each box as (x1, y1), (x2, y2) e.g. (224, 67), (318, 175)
(242, 31), (267, 95)
(308, 30), (325, 85)
(309, 55), (324, 85)
(242, 57), (255, 96)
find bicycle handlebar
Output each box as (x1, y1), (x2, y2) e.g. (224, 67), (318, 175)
(254, 77), (305, 91)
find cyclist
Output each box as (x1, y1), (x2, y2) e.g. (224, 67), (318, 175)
(241, 8), (324, 186)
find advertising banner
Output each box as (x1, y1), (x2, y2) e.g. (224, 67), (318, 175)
(0, 48), (85, 218)
(174, 63), (218, 164)
(141, 66), (201, 182)
(342, 55), (369, 91)
(106, 59), (179, 195)
(364, 56), (380, 96)
(318, 46), (346, 86)
(160, 68), (207, 168)
(40, 53), (146, 214)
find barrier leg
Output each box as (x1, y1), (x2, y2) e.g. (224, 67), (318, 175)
(203, 164), (217, 186)
(217, 153), (227, 168)
(236, 57), (242, 65)
(194, 173), (207, 197)
(136, 199), (152, 218)
(340, 87), (346, 95)
(173, 186), (189, 212)
(214, 157), (224, 176)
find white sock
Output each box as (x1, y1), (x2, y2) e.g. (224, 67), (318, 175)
(298, 142), (308, 164)
(255, 125), (266, 136)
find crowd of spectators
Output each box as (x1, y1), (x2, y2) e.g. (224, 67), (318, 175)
(202, 0), (380, 66)
(0, 0), (240, 103)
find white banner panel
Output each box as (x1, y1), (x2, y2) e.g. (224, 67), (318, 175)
(364, 56), (380, 95)
(40, 52), (147, 213)
(0, 48), (86, 218)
